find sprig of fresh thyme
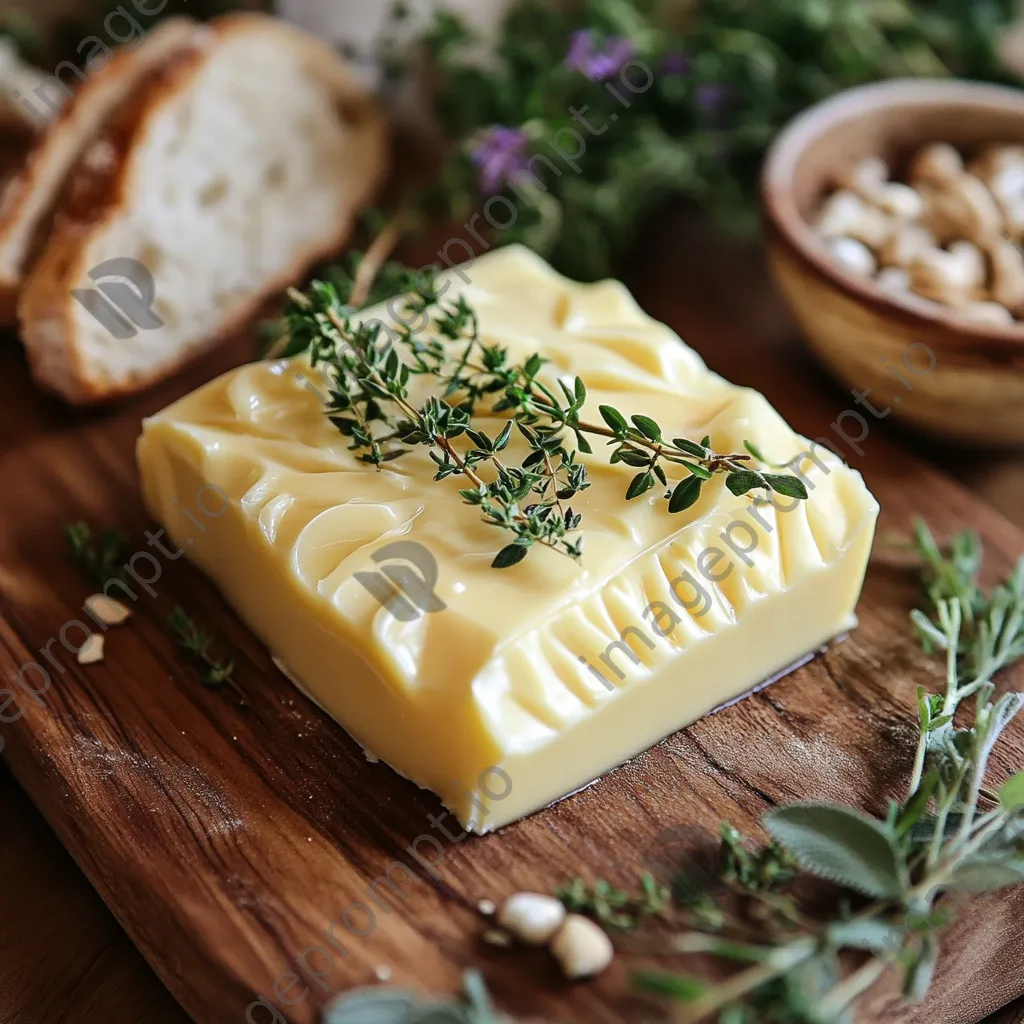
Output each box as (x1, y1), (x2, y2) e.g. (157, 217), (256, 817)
(559, 873), (670, 930)
(566, 520), (1024, 1023)
(168, 606), (245, 705)
(277, 265), (807, 568)
(64, 521), (131, 590)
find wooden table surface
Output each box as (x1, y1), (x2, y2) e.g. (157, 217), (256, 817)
(2, 223), (1024, 1024)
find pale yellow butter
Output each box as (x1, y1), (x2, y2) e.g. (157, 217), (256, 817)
(137, 246), (879, 832)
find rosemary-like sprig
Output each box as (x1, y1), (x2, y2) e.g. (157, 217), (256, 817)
(276, 264), (807, 568)
(168, 606), (245, 705)
(580, 521), (1024, 1023)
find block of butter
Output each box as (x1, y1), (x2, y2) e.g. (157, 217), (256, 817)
(138, 245), (879, 832)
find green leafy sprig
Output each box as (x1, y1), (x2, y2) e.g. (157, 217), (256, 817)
(168, 606), (245, 705)
(321, 969), (500, 1024)
(559, 872), (670, 931)
(64, 521), (131, 590)
(563, 521), (1024, 1023)
(278, 266), (806, 569)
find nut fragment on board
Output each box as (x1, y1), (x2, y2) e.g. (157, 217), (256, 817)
(85, 593), (132, 625)
(78, 633), (105, 665)
(497, 893), (566, 946)
(550, 914), (614, 980)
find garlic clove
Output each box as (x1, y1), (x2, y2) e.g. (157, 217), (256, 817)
(497, 892), (566, 946)
(826, 236), (876, 277)
(78, 633), (105, 665)
(550, 914), (614, 980)
(85, 593), (132, 626)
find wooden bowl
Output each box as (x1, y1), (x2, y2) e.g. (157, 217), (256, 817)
(762, 79), (1024, 446)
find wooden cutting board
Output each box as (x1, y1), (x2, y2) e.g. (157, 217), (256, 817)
(1, 236), (1024, 1024)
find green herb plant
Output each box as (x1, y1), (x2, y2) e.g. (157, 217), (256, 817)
(277, 263), (807, 569)
(168, 606), (245, 705)
(565, 521), (1024, 1023)
(380, 0), (1018, 281)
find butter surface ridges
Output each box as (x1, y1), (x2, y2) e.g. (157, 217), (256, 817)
(137, 245), (879, 831)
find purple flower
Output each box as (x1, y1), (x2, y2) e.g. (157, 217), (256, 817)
(662, 51), (691, 76)
(564, 29), (634, 80)
(696, 83), (729, 112)
(470, 126), (530, 195)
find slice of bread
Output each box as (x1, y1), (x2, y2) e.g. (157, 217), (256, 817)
(0, 19), (201, 324)
(19, 13), (387, 404)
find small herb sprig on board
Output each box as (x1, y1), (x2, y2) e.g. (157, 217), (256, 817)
(321, 969), (500, 1024)
(560, 873), (670, 930)
(168, 606), (245, 706)
(64, 521), (131, 590)
(277, 264), (806, 569)
(563, 521), (1024, 1023)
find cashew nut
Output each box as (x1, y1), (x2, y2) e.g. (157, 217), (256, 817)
(970, 145), (1024, 240)
(880, 223), (936, 268)
(826, 236), (876, 277)
(988, 237), (1024, 312)
(835, 156), (889, 200)
(909, 241), (985, 303)
(875, 182), (925, 220)
(921, 174), (1003, 247)
(909, 142), (964, 185)
(497, 893), (566, 946)
(969, 145), (1024, 203)
(816, 190), (892, 248)
(550, 915), (614, 980)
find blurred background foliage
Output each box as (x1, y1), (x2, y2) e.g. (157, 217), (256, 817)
(394, 0), (1022, 280)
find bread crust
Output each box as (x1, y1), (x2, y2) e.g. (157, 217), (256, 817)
(0, 18), (203, 322)
(18, 13), (388, 405)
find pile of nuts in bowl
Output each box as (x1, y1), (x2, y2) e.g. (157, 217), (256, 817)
(814, 142), (1024, 327)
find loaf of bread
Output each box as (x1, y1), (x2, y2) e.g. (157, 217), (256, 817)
(0, 19), (201, 324)
(18, 13), (386, 403)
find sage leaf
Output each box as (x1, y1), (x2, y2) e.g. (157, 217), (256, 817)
(827, 919), (902, 953)
(632, 971), (704, 1000)
(321, 988), (420, 1024)
(949, 856), (1024, 892)
(765, 804), (906, 899)
(1000, 771), (1024, 811)
(669, 476), (702, 513)
(903, 934), (938, 1002)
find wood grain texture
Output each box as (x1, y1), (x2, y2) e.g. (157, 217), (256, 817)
(0, 229), (1023, 1024)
